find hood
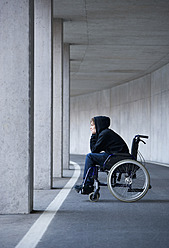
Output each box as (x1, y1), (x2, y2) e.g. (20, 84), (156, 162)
(94, 116), (110, 134)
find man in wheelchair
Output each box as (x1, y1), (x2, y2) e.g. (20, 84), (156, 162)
(74, 116), (130, 195)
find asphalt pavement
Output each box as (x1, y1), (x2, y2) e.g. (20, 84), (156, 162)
(0, 154), (169, 248)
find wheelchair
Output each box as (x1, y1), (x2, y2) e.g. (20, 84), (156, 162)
(82, 135), (151, 203)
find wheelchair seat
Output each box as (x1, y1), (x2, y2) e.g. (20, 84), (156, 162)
(103, 153), (133, 171)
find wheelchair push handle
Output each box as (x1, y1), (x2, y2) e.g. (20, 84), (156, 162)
(135, 135), (149, 139)
(135, 135), (149, 145)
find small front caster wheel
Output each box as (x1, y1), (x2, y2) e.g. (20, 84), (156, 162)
(89, 192), (100, 202)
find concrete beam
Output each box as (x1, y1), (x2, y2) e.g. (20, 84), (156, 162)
(53, 19), (63, 178)
(0, 0), (34, 213)
(34, 0), (52, 189)
(63, 44), (70, 169)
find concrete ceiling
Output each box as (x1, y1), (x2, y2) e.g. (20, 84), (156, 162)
(53, 0), (169, 96)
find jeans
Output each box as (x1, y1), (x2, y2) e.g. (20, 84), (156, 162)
(83, 152), (109, 184)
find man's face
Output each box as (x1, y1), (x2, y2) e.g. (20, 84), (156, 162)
(90, 121), (96, 134)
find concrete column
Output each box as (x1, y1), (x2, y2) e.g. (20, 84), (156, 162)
(53, 19), (63, 178)
(34, 0), (52, 189)
(0, 0), (34, 214)
(63, 44), (70, 169)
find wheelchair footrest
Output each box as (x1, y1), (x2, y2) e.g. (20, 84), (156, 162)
(128, 188), (144, 192)
(99, 182), (107, 186)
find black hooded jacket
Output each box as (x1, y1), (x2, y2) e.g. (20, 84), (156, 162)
(90, 116), (129, 154)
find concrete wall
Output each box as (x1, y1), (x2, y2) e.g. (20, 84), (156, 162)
(70, 63), (169, 165)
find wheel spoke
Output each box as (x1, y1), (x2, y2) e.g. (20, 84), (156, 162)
(108, 159), (150, 202)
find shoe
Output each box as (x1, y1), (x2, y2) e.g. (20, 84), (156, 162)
(74, 184), (94, 195)
(74, 184), (83, 193)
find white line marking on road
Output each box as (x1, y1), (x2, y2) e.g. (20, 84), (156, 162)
(15, 161), (81, 248)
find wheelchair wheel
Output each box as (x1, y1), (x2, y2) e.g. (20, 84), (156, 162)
(107, 159), (150, 202)
(89, 192), (100, 202)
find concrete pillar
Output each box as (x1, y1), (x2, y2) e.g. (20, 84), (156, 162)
(63, 44), (70, 169)
(0, 0), (34, 214)
(53, 19), (63, 178)
(34, 0), (52, 189)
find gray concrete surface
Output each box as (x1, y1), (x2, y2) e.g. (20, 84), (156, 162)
(70, 62), (169, 166)
(0, 0), (34, 214)
(0, 155), (169, 248)
(34, 0), (52, 189)
(63, 43), (70, 170)
(53, 18), (63, 178)
(53, 0), (169, 96)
